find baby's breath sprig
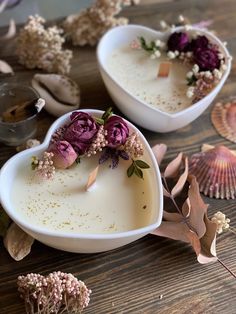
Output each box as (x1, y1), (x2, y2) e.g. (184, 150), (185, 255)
(138, 37), (164, 59)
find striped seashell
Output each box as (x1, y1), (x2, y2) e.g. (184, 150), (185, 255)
(189, 145), (236, 200)
(211, 101), (236, 143)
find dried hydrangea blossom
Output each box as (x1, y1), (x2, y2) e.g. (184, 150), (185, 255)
(16, 15), (72, 74)
(85, 125), (108, 157)
(32, 152), (55, 179)
(211, 211), (230, 234)
(123, 132), (143, 158)
(63, 0), (140, 46)
(17, 271), (91, 314)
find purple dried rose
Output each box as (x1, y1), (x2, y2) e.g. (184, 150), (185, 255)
(105, 116), (129, 148)
(167, 31), (189, 52)
(194, 47), (220, 71)
(64, 112), (99, 155)
(49, 140), (78, 169)
(188, 35), (209, 52)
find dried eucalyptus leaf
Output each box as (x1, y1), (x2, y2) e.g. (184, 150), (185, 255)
(163, 210), (183, 222)
(0, 207), (11, 237)
(186, 229), (201, 256)
(171, 156), (189, 197)
(188, 175), (208, 238)
(197, 214), (217, 264)
(182, 198), (191, 217)
(4, 223), (34, 261)
(152, 143), (167, 165)
(151, 221), (190, 243)
(164, 152), (183, 178)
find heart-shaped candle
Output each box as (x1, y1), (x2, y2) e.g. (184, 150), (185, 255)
(97, 25), (231, 132)
(0, 109), (163, 253)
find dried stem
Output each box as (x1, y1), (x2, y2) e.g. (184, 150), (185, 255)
(217, 258), (236, 279)
(229, 227), (236, 235)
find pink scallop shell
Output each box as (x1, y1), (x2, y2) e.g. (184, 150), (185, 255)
(189, 145), (236, 199)
(211, 101), (236, 143)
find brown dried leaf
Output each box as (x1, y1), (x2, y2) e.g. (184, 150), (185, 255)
(197, 214), (217, 264)
(151, 221), (190, 243)
(152, 143), (167, 166)
(182, 198), (191, 217)
(171, 156), (188, 197)
(187, 175), (208, 238)
(4, 223), (34, 261)
(0, 19), (16, 40)
(86, 165), (99, 191)
(186, 229), (201, 256)
(0, 60), (14, 74)
(163, 210), (183, 222)
(163, 186), (170, 197)
(164, 152), (183, 178)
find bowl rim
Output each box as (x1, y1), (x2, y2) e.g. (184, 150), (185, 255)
(0, 109), (163, 240)
(97, 24), (232, 118)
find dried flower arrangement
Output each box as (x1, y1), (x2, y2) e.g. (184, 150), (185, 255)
(152, 143), (236, 278)
(17, 271), (91, 314)
(131, 29), (230, 103)
(63, 0), (139, 46)
(32, 108), (149, 180)
(16, 15), (72, 74)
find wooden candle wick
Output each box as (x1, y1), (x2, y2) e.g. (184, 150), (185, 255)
(157, 62), (171, 78)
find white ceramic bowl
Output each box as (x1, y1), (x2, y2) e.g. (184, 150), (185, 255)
(0, 109), (163, 253)
(97, 25), (231, 132)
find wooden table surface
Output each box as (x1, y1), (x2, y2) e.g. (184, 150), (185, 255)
(1, 0), (236, 313)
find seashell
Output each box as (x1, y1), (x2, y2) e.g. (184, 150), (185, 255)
(4, 222), (34, 261)
(189, 145), (236, 200)
(211, 101), (236, 143)
(0, 59), (14, 74)
(32, 74), (80, 117)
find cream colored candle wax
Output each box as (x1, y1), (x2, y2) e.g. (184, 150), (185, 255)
(106, 45), (192, 113)
(12, 154), (155, 234)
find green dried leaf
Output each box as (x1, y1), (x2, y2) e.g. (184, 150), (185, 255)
(134, 167), (144, 179)
(94, 117), (104, 125)
(139, 36), (157, 52)
(0, 207), (11, 237)
(127, 163), (135, 177)
(134, 160), (150, 169)
(102, 107), (113, 123)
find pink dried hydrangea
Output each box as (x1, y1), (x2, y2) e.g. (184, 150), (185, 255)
(17, 271), (91, 314)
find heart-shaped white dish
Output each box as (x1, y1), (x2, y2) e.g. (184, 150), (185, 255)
(97, 25), (231, 132)
(0, 109), (163, 253)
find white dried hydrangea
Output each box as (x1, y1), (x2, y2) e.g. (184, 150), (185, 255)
(211, 211), (230, 234)
(16, 15), (72, 74)
(63, 0), (139, 46)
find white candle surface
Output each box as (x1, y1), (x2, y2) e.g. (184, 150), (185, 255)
(106, 45), (192, 113)
(12, 154), (155, 234)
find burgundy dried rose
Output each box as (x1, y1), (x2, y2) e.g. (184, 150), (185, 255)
(64, 112), (99, 155)
(188, 35), (209, 52)
(105, 116), (129, 148)
(167, 31), (189, 52)
(194, 47), (220, 71)
(49, 140), (77, 169)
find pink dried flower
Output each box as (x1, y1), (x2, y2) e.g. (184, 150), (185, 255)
(17, 271), (91, 314)
(48, 140), (78, 169)
(130, 39), (141, 49)
(64, 112), (99, 155)
(167, 31), (189, 52)
(50, 126), (67, 144)
(105, 116), (129, 148)
(194, 47), (220, 71)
